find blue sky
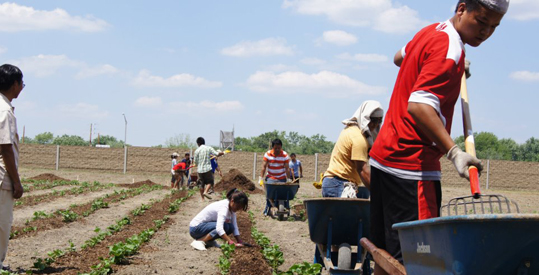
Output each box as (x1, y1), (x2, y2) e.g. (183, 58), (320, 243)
(2, 0), (538, 147)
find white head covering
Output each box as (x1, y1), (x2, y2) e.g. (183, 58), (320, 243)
(478, 0), (509, 14)
(342, 100), (384, 146)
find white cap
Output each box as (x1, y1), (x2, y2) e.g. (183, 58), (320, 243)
(478, 0), (510, 14)
(172, 152), (179, 157)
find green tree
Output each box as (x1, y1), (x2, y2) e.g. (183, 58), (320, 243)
(92, 135), (125, 148)
(53, 135), (87, 146)
(164, 133), (195, 148)
(34, 132), (54, 144)
(474, 132), (500, 159)
(497, 138), (519, 161)
(519, 137), (539, 162)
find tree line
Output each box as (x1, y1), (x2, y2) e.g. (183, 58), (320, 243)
(21, 131), (539, 162)
(22, 132), (125, 148)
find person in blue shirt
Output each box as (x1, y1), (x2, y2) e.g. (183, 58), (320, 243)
(288, 153), (303, 182)
(209, 155), (223, 194)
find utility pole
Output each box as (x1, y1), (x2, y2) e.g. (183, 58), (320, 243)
(89, 123), (92, 146)
(123, 114), (128, 174)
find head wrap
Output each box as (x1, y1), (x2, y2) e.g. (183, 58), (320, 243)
(478, 0), (509, 14)
(342, 100), (384, 146)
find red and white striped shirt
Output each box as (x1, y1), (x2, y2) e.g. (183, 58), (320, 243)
(263, 149), (290, 180)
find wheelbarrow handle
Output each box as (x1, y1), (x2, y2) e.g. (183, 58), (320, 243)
(360, 238), (407, 275)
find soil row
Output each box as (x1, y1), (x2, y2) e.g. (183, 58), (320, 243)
(32, 189), (193, 275)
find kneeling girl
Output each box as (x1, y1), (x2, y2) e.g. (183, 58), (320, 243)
(189, 188), (248, 250)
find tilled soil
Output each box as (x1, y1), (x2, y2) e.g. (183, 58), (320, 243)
(28, 173), (70, 182)
(229, 211), (271, 275)
(8, 169), (539, 275)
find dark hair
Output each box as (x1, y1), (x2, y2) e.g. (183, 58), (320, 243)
(0, 64), (23, 91)
(271, 139), (283, 148)
(227, 188), (248, 211)
(196, 137), (205, 145)
(455, 0), (483, 13)
(171, 155), (177, 159)
(185, 153), (190, 156)
(290, 153), (296, 157)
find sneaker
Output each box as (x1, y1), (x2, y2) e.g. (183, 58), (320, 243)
(203, 193), (212, 199)
(190, 240), (207, 251)
(206, 240), (221, 248)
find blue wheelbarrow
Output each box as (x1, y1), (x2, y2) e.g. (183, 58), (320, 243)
(304, 198), (370, 274)
(265, 183), (300, 221)
(361, 194), (539, 275)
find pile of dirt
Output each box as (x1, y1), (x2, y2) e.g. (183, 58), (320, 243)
(28, 173), (69, 182)
(117, 179), (162, 189)
(215, 169), (262, 194)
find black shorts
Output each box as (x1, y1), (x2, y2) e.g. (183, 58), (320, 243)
(370, 166), (441, 263)
(196, 171), (214, 187)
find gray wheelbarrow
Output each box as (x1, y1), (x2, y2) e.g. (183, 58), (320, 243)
(304, 198), (370, 274)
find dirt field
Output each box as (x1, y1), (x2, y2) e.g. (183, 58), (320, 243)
(3, 166), (539, 274)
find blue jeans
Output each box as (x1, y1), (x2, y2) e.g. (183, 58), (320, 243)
(189, 222), (234, 240)
(263, 178), (289, 215)
(321, 177), (370, 198)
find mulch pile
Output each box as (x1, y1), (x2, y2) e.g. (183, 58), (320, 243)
(28, 173), (70, 181)
(117, 179), (162, 188)
(215, 169), (262, 194)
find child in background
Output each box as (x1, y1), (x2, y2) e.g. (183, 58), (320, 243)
(172, 161), (187, 190)
(189, 188), (248, 250)
(170, 152), (179, 188)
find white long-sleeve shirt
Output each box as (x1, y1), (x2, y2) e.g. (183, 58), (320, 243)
(189, 199), (240, 236)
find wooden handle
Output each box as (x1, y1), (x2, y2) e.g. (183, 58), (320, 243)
(460, 74), (481, 198)
(360, 238), (407, 275)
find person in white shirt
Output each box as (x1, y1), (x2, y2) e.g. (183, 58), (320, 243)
(189, 188), (248, 250)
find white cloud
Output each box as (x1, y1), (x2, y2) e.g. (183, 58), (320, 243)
(322, 30), (357, 46)
(221, 37), (294, 57)
(132, 70), (222, 88)
(0, 46), (6, 54)
(510, 71), (539, 81)
(337, 53), (388, 63)
(11, 54), (83, 77)
(245, 70), (386, 98)
(300, 58), (327, 66)
(0, 3), (109, 32)
(283, 108), (318, 120)
(134, 96), (163, 107)
(509, 0), (539, 20)
(282, 0), (426, 34)
(76, 64), (119, 79)
(58, 103), (109, 119)
(262, 64), (298, 72)
(169, 100), (244, 112)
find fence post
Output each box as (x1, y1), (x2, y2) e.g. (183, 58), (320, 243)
(55, 145), (60, 171)
(314, 153), (319, 181)
(253, 152), (257, 180)
(486, 159), (490, 190)
(123, 146), (128, 174)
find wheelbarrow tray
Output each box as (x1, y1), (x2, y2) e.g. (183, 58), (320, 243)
(264, 183), (300, 201)
(304, 198), (370, 245)
(393, 214), (539, 275)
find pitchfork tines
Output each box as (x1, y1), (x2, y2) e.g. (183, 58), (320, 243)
(441, 194), (520, 216)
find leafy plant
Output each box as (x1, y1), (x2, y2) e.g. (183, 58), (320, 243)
(218, 243), (236, 275)
(283, 262), (323, 275)
(58, 210), (78, 222)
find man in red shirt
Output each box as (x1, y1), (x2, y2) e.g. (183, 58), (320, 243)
(259, 139), (291, 216)
(172, 161), (187, 190)
(369, 0), (508, 271)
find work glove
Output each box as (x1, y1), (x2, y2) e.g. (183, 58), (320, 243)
(447, 145), (483, 179)
(465, 59), (471, 79)
(258, 176), (264, 187)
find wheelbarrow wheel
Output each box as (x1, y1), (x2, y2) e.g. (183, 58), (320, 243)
(338, 243), (352, 270)
(278, 201), (285, 221)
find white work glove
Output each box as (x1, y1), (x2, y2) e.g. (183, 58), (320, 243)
(258, 176), (264, 187)
(340, 182), (357, 198)
(447, 145), (483, 179)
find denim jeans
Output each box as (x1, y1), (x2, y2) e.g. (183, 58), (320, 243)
(263, 178), (289, 215)
(321, 177), (370, 198)
(189, 222), (234, 240)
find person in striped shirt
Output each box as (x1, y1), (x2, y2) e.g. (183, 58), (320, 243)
(259, 139), (291, 216)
